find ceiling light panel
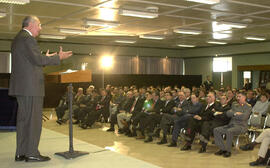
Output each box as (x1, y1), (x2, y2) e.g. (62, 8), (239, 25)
(139, 34), (164, 40)
(119, 9), (158, 19)
(177, 44), (195, 47)
(39, 34), (66, 40)
(173, 28), (202, 35)
(59, 28), (87, 34)
(186, 0), (220, 5)
(207, 41), (227, 45)
(244, 36), (266, 41)
(85, 19), (119, 28)
(0, 0), (29, 5)
(115, 40), (136, 44)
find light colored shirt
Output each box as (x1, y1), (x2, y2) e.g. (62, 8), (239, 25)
(23, 28), (32, 36)
(252, 100), (270, 115)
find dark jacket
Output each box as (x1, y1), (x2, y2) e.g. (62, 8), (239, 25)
(200, 102), (221, 121)
(175, 100), (190, 117)
(9, 29), (60, 96)
(162, 100), (176, 114)
(149, 99), (164, 114)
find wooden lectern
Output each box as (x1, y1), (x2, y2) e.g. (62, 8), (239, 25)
(46, 70), (91, 159)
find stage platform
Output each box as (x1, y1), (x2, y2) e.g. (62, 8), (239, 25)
(0, 128), (161, 168)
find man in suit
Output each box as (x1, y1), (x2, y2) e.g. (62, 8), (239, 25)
(157, 91), (189, 145)
(203, 75), (213, 92)
(198, 95), (231, 153)
(168, 91), (202, 147)
(214, 92), (252, 157)
(144, 91), (164, 142)
(9, 16), (72, 162)
(156, 92), (176, 144)
(181, 92), (219, 150)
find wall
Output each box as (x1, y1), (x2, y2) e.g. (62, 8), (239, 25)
(184, 57), (213, 84)
(232, 53), (270, 88)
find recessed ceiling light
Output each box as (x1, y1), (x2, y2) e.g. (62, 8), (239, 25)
(218, 21), (247, 29)
(59, 28), (87, 34)
(0, 0), (30, 5)
(244, 36), (266, 41)
(139, 34), (164, 40)
(177, 44), (196, 48)
(207, 41), (227, 45)
(119, 9), (158, 19)
(84, 19), (119, 28)
(39, 34), (66, 40)
(173, 28), (202, 35)
(115, 40), (136, 44)
(186, 0), (220, 5)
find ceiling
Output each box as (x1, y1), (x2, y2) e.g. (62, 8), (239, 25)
(0, 0), (270, 49)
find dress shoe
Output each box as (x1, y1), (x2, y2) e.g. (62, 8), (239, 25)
(25, 155), (51, 162)
(136, 135), (145, 140)
(215, 150), (225, 156)
(198, 147), (206, 153)
(144, 137), (153, 143)
(73, 120), (79, 124)
(168, 142), (177, 147)
(249, 157), (266, 166)
(128, 132), (137, 137)
(56, 120), (62, 125)
(81, 124), (89, 129)
(106, 128), (115, 132)
(223, 151), (231, 158)
(181, 143), (191, 151)
(157, 139), (167, 145)
(15, 155), (25, 161)
(240, 143), (256, 151)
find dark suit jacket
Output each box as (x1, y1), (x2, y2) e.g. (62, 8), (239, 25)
(200, 102), (220, 121)
(9, 29), (60, 96)
(149, 99), (164, 114)
(162, 100), (176, 114)
(175, 100), (190, 117)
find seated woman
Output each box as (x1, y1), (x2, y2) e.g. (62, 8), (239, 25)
(252, 93), (269, 117)
(240, 129), (270, 166)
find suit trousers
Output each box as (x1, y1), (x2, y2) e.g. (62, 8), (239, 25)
(255, 129), (270, 158)
(146, 113), (162, 135)
(214, 124), (245, 152)
(199, 120), (227, 144)
(117, 112), (132, 129)
(16, 96), (43, 157)
(171, 114), (190, 142)
(160, 113), (180, 137)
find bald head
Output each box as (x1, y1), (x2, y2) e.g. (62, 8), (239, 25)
(22, 16), (41, 37)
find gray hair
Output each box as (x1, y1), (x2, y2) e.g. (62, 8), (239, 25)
(22, 15), (39, 28)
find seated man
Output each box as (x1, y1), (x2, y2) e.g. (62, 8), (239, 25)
(106, 87), (126, 132)
(157, 91), (190, 145)
(58, 87), (85, 124)
(240, 129), (270, 166)
(168, 91), (202, 147)
(131, 91), (154, 139)
(144, 91), (164, 142)
(181, 92), (219, 151)
(214, 92), (252, 158)
(115, 91), (134, 133)
(198, 95), (231, 153)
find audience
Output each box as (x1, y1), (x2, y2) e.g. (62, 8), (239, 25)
(54, 82), (270, 165)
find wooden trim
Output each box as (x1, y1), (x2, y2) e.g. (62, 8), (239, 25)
(237, 65), (270, 71)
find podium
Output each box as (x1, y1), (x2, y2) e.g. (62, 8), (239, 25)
(46, 70), (91, 159)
